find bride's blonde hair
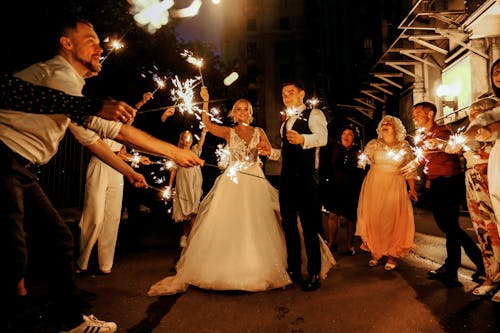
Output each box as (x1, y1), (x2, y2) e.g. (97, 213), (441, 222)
(228, 99), (254, 124)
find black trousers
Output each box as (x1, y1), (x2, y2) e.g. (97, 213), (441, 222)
(0, 141), (85, 326)
(279, 171), (322, 276)
(427, 173), (483, 273)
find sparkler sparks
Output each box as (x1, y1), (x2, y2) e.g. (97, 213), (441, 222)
(357, 152), (369, 169)
(152, 74), (167, 95)
(307, 98), (319, 108)
(446, 126), (470, 152)
(100, 38), (125, 64)
(281, 107), (300, 119)
(170, 75), (202, 115)
(181, 49), (204, 86)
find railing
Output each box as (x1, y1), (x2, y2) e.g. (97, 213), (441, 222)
(37, 132), (90, 209)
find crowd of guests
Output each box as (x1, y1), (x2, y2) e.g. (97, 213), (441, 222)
(1, 13), (500, 333)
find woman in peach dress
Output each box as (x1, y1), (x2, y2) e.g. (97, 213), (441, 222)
(356, 115), (418, 270)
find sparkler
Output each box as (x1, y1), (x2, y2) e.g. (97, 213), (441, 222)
(357, 152), (369, 169)
(152, 74), (166, 95)
(100, 38), (125, 64)
(281, 106), (300, 119)
(135, 98), (228, 115)
(181, 50), (205, 86)
(446, 126), (470, 152)
(170, 75), (203, 115)
(307, 98), (319, 109)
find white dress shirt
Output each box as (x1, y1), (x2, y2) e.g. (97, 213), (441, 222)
(269, 104), (328, 165)
(0, 55), (121, 164)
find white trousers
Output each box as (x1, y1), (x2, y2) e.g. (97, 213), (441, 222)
(77, 155), (124, 271)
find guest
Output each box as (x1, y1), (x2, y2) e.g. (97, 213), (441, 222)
(448, 98), (500, 299)
(356, 115), (418, 270)
(402, 101), (485, 287)
(0, 16), (202, 332)
(148, 87), (334, 296)
(169, 128), (207, 248)
(321, 124), (365, 255)
(76, 92), (154, 275)
(463, 58), (500, 301)
(260, 81), (329, 291)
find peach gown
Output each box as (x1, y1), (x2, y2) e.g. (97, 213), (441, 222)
(356, 139), (416, 260)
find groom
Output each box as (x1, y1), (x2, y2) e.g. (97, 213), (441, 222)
(260, 81), (328, 291)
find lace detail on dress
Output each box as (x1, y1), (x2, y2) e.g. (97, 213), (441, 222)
(228, 128), (262, 165)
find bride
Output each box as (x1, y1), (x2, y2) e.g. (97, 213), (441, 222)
(148, 87), (334, 296)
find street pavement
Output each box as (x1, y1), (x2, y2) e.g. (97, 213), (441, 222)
(73, 207), (499, 333)
(14, 206), (500, 332)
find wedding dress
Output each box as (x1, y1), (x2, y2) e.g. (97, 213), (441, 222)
(148, 128), (334, 296)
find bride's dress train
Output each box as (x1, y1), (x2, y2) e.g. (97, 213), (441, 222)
(148, 128), (334, 296)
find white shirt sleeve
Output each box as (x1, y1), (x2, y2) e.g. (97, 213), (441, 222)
(302, 108), (328, 149)
(267, 147), (282, 161)
(68, 122), (100, 146)
(84, 116), (123, 140)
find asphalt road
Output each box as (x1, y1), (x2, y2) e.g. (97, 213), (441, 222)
(80, 208), (499, 333)
(11, 206), (500, 333)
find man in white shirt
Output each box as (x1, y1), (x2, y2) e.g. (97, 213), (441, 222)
(0, 17), (202, 333)
(259, 82), (328, 291)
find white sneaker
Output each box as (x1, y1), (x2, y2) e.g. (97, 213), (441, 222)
(179, 235), (188, 247)
(60, 314), (117, 333)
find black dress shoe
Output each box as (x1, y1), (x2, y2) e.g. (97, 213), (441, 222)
(288, 271), (303, 285)
(427, 266), (461, 286)
(472, 270), (486, 283)
(302, 275), (320, 292)
(427, 266), (455, 280)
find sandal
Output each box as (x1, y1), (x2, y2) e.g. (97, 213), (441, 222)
(384, 262), (397, 271)
(384, 257), (397, 271)
(368, 258), (379, 267)
(491, 289), (500, 302)
(472, 284), (496, 296)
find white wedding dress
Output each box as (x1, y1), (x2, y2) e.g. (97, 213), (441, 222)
(148, 128), (334, 296)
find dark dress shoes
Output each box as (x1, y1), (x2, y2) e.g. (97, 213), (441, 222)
(288, 271), (303, 285)
(302, 275), (320, 292)
(472, 270), (486, 283)
(427, 265), (454, 279)
(427, 266), (462, 287)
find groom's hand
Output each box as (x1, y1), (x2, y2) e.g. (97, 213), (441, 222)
(285, 129), (304, 145)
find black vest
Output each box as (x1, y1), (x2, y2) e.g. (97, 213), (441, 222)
(281, 108), (316, 178)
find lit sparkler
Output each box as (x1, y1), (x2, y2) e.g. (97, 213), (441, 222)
(281, 106), (300, 119)
(129, 149), (142, 168)
(181, 49), (204, 86)
(357, 152), (369, 169)
(307, 98), (319, 108)
(170, 75), (202, 115)
(100, 38), (125, 64)
(152, 74), (166, 95)
(446, 126), (470, 152)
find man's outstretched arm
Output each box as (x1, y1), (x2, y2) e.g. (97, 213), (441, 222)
(0, 74), (136, 124)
